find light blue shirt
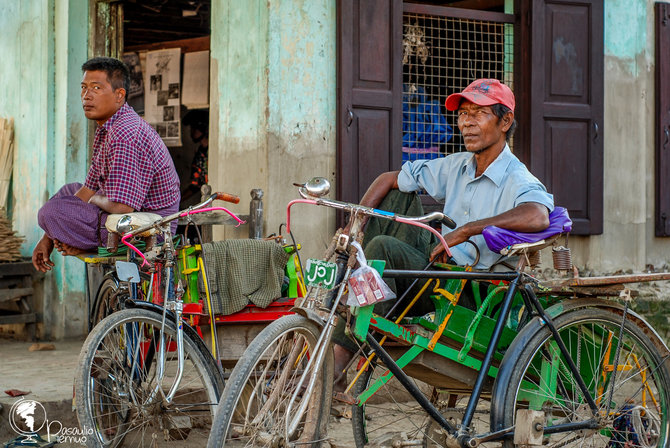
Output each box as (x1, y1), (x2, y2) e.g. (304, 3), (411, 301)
(397, 145), (554, 269)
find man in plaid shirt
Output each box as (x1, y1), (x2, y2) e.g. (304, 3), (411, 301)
(32, 57), (180, 272)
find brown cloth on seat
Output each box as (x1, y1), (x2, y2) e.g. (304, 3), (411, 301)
(198, 239), (290, 315)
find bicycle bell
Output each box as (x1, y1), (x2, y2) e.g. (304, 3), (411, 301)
(298, 177), (330, 198)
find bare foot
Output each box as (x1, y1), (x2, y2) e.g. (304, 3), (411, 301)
(32, 235), (55, 272)
(54, 240), (87, 256)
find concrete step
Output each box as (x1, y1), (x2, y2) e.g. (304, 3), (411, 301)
(0, 339), (82, 446)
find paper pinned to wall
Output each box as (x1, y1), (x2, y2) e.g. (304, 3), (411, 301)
(182, 50), (210, 109)
(123, 52), (145, 115)
(144, 48), (182, 147)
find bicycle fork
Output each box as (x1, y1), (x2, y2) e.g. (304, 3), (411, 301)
(283, 266), (352, 439)
(145, 257), (186, 405)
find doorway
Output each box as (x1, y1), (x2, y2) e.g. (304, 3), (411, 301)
(90, 0), (213, 209)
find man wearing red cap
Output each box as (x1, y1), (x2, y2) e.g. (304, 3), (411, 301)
(358, 78), (553, 270)
(332, 79), (554, 392)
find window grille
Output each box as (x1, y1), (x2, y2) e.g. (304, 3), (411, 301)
(402, 12), (514, 163)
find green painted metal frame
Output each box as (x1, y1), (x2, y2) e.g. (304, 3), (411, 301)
(350, 271), (518, 406)
(176, 245), (201, 305)
(348, 264), (609, 412)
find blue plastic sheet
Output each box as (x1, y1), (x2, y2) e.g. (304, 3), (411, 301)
(402, 84), (452, 150)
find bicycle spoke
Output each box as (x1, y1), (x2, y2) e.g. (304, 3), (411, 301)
(504, 310), (669, 448)
(77, 310), (220, 447)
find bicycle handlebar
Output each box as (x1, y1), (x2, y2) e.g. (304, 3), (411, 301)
(287, 187), (454, 258)
(401, 211), (457, 230)
(121, 192), (243, 238)
(215, 192), (240, 204)
(296, 187), (456, 229)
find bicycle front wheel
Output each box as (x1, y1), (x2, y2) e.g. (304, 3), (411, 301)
(207, 314), (334, 447)
(497, 307), (670, 447)
(75, 308), (222, 447)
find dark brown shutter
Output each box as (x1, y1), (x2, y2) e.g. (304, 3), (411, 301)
(656, 3), (670, 236)
(337, 0), (403, 206)
(528, 0), (604, 235)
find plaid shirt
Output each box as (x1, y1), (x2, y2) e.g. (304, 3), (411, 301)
(84, 103), (180, 213)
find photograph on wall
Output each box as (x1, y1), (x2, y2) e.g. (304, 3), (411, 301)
(157, 91), (168, 106)
(167, 122), (179, 137)
(144, 47), (181, 146)
(168, 83), (180, 99)
(122, 52), (145, 115)
(163, 106), (175, 122)
(150, 75), (162, 91)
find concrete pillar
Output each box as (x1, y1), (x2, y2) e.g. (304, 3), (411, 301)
(210, 0), (336, 259)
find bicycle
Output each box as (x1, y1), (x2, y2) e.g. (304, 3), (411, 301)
(207, 177), (670, 447)
(74, 191), (298, 447)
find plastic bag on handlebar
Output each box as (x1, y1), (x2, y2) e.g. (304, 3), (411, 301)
(346, 242), (396, 307)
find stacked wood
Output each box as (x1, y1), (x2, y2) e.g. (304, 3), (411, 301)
(0, 209), (24, 262)
(0, 117), (14, 210)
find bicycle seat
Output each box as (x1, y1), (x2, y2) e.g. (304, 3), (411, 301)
(105, 212), (162, 237)
(482, 207), (572, 254)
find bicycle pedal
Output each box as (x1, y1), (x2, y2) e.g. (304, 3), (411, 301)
(332, 391), (356, 405)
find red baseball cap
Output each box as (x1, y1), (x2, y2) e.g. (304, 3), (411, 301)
(445, 79), (515, 112)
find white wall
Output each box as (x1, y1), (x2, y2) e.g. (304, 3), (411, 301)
(0, 0), (90, 339)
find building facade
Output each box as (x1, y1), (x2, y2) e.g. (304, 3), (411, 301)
(0, 0), (667, 338)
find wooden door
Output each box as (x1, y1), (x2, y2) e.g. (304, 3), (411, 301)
(527, 0), (604, 235)
(337, 0), (403, 205)
(656, 2), (670, 236)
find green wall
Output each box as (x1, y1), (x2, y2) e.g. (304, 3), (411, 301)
(604, 0), (647, 75)
(0, 0), (90, 338)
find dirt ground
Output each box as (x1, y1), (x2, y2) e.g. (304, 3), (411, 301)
(325, 400), (501, 448)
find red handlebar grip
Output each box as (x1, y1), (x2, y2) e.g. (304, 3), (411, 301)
(216, 192), (240, 204)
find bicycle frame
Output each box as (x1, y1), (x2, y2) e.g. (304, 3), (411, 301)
(282, 192), (454, 436)
(282, 187), (639, 447)
(369, 270), (609, 445)
(114, 196), (244, 405)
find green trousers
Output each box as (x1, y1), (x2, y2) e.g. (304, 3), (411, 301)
(334, 191), (439, 352)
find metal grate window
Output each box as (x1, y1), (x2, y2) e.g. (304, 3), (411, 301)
(402, 12), (513, 163)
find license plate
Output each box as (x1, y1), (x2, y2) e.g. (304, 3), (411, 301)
(115, 261), (140, 283)
(304, 259), (338, 289)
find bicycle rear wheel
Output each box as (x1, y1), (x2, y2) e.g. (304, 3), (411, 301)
(496, 307), (670, 447)
(75, 308), (222, 447)
(207, 314), (333, 447)
(91, 274), (124, 326)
